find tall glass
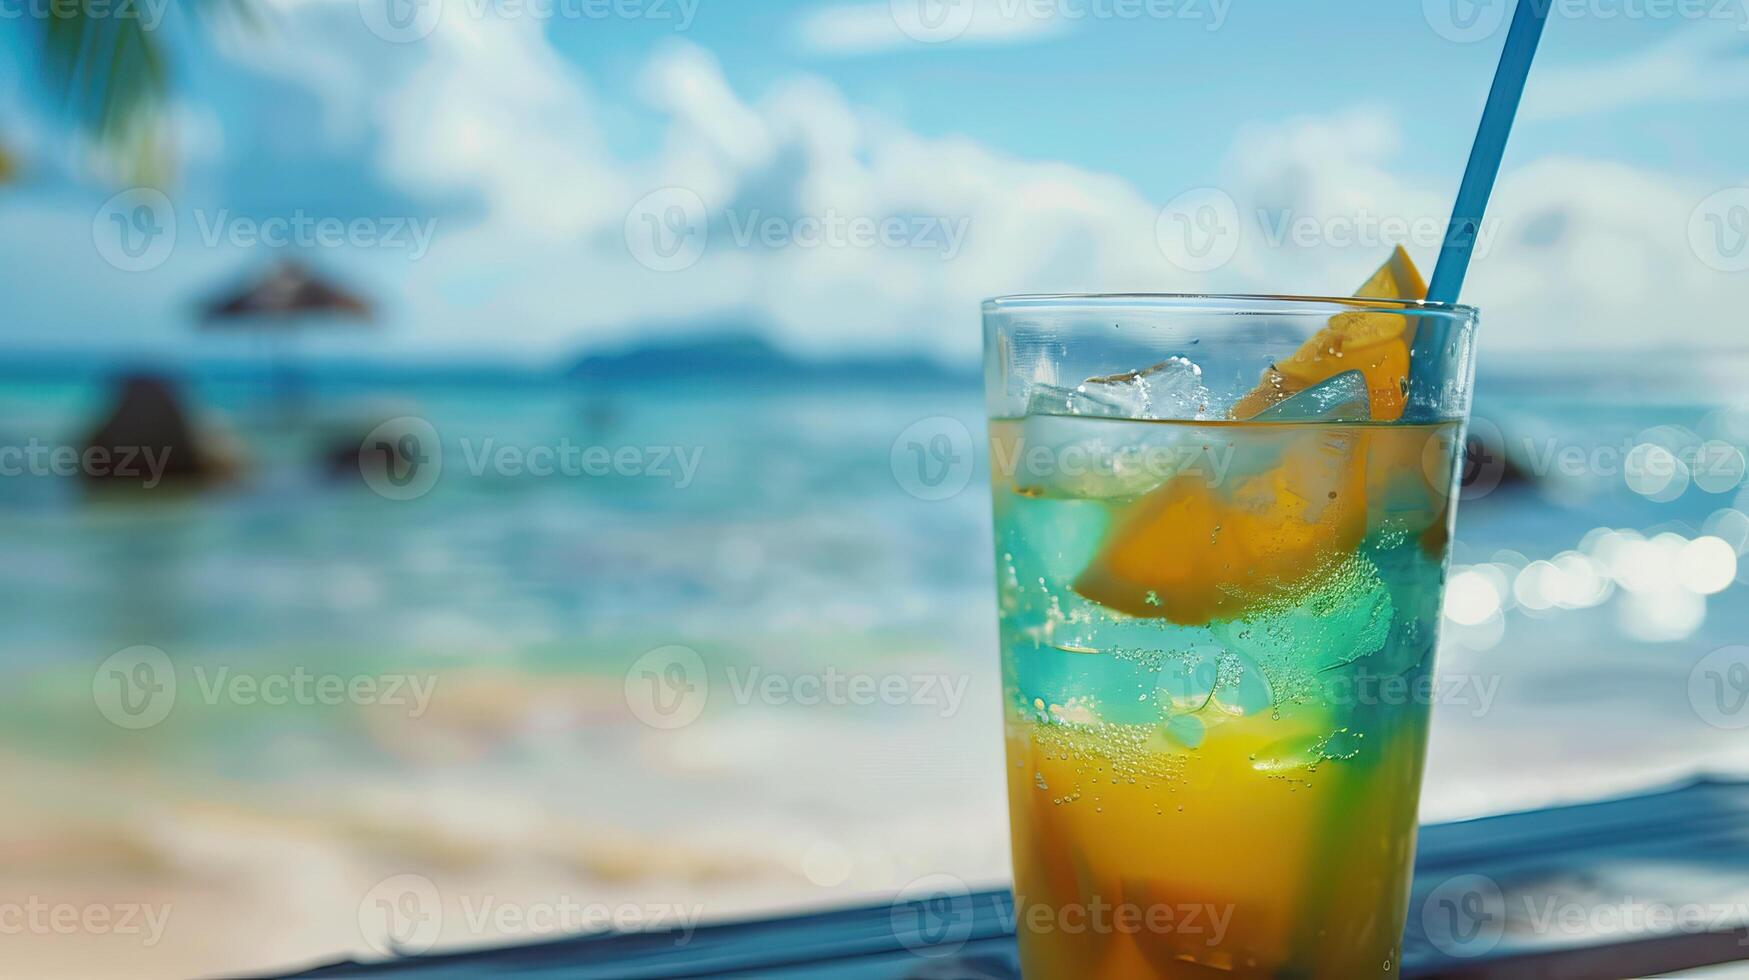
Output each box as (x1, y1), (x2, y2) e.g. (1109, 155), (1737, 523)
(983, 294), (1477, 979)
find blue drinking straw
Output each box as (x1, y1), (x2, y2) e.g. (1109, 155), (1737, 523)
(1410, 0), (1550, 399)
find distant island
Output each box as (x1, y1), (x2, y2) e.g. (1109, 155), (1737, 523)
(567, 332), (976, 386)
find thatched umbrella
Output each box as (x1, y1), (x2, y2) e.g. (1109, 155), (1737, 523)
(199, 257), (375, 403)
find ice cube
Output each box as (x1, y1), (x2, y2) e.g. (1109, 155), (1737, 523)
(1081, 356), (1212, 420)
(1026, 357), (1213, 420)
(1250, 369), (1371, 422)
(1025, 383), (1131, 418)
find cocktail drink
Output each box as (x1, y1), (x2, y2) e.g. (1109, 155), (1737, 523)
(983, 251), (1477, 978)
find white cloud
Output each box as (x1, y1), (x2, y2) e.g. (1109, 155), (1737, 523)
(1522, 23), (1749, 121)
(796, 1), (1066, 55)
(1466, 157), (1740, 354)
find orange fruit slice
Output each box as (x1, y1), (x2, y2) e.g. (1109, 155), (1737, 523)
(1231, 245), (1427, 421)
(1073, 427), (1366, 624)
(1072, 248), (1425, 625)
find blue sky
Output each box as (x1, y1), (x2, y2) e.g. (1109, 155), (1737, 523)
(2, 0), (1747, 363)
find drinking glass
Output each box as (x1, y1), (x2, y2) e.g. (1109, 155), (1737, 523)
(983, 294), (1478, 978)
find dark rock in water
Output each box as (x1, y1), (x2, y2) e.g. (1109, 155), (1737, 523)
(581, 397), (618, 433)
(323, 427), (411, 480)
(77, 373), (242, 492)
(1460, 428), (1534, 496)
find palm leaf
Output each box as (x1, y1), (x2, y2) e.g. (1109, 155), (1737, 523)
(31, 0), (255, 183)
(38, 0), (170, 181)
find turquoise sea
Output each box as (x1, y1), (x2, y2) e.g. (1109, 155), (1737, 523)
(2, 364), (1747, 976)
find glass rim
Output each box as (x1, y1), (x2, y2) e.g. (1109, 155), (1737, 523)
(982, 291), (1478, 320)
